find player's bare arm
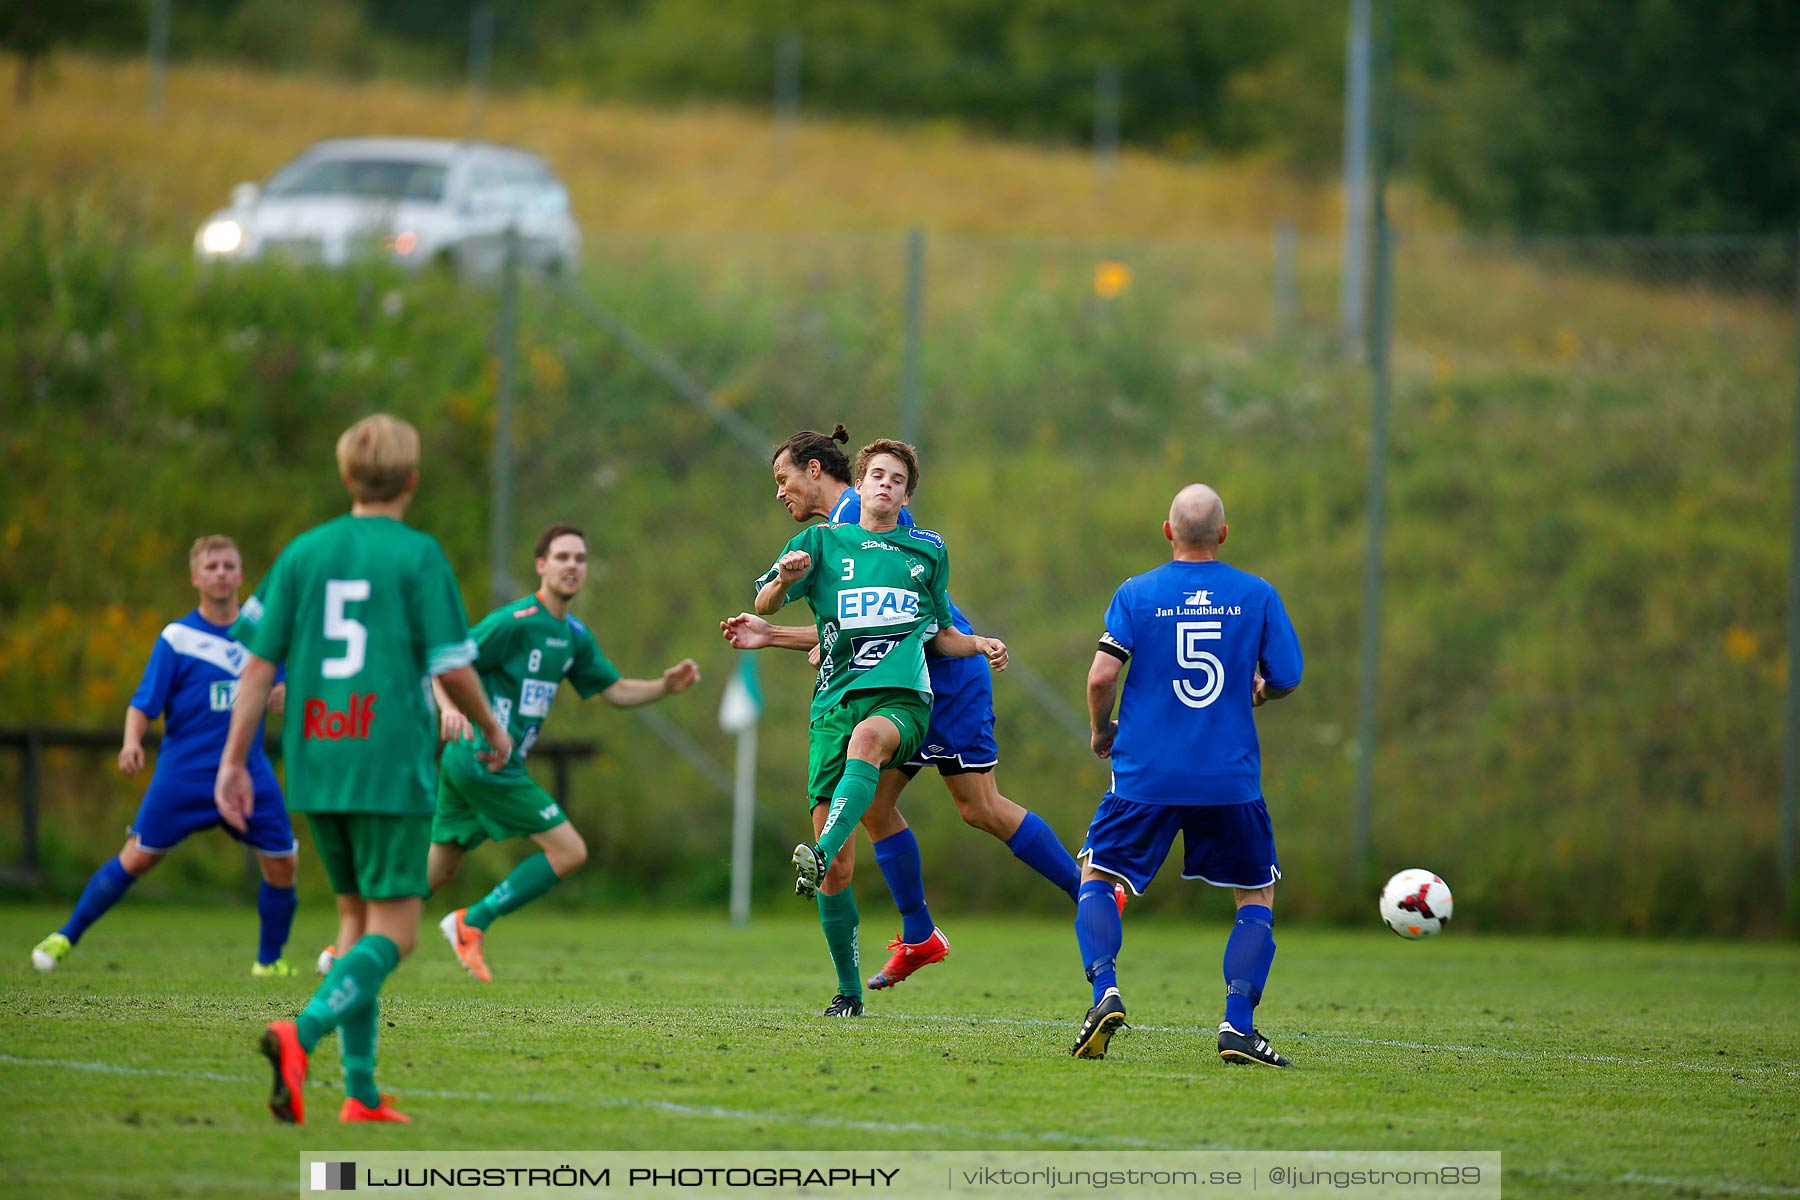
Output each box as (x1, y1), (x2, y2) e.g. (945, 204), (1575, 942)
(929, 628), (1009, 672)
(754, 550), (811, 614)
(431, 674), (475, 742)
(601, 659), (702, 707)
(1086, 650), (1123, 759)
(720, 612), (820, 653)
(267, 682), (286, 715)
(437, 664), (514, 770)
(119, 706), (151, 774)
(215, 653), (279, 832)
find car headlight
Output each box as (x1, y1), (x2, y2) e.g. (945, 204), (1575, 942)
(200, 219), (244, 255)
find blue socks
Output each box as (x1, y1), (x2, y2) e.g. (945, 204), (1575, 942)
(1006, 811), (1081, 901)
(1074, 879), (1123, 1004)
(872, 828), (934, 944)
(256, 880), (297, 966)
(60, 857), (137, 944)
(1223, 904), (1276, 1033)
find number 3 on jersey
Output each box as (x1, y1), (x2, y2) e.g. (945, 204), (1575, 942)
(322, 579), (371, 679)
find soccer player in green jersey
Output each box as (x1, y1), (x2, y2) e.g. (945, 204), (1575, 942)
(753, 438), (1008, 1016)
(217, 414), (513, 1126)
(427, 522), (700, 982)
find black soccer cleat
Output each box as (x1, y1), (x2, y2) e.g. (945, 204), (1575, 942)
(1218, 1024), (1291, 1068)
(821, 993), (864, 1017)
(1071, 991), (1128, 1059)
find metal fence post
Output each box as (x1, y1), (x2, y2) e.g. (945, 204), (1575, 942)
(1784, 226), (1800, 922)
(1274, 220), (1297, 340)
(901, 226), (925, 449)
(467, 3), (495, 140)
(147, 0), (172, 119)
(774, 31), (803, 174)
(489, 229), (520, 607)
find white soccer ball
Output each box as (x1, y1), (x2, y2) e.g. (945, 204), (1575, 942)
(316, 945), (338, 976)
(1380, 869), (1453, 938)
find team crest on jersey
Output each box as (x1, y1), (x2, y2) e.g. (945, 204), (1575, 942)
(849, 635), (900, 670)
(208, 680), (239, 712)
(909, 562), (927, 580)
(241, 596), (263, 623)
(907, 528), (944, 548)
(1183, 588), (1213, 605)
(838, 587), (919, 630)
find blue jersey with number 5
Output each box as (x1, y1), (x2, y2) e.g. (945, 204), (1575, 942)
(1099, 561), (1301, 806)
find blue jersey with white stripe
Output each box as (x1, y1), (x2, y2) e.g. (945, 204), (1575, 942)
(129, 610), (279, 789)
(829, 488), (986, 693)
(1100, 560), (1301, 806)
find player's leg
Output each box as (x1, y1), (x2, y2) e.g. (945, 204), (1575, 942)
(942, 769), (1081, 902)
(863, 766), (950, 990)
(813, 798), (863, 1015)
(426, 842), (467, 893)
(437, 759), (572, 980)
(1184, 800), (1288, 1068)
(464, 821), (582, 933)
(242, 785), (300, 976)
(31, 835), (162, 971)
(1070, 794), (1174, 1059)
(811, 691), (928, 869)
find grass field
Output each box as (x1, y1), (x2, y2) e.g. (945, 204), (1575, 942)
(2, 902), (1794, 1199)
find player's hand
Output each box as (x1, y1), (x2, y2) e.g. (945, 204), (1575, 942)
(476, 727), (514, 772)
(977, 636), (1009, 672)
(214, 763), (254, 833)
(267, 682), (287, 715)
(440, 705), (474, 743)
(1091, 720), (1118, 759)
(807, 643), (822, 669)
(720, 613), (775, 650)
(663, 658), (701, 694)
(119, 742), (145, 774)
(776, 550), (811, 583)
(1252, 673), (1267, 708)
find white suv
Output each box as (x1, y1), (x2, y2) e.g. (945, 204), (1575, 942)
(194, 137), (581, 274)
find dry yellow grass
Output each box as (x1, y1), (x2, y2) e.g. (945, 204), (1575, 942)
(0, 52), (1441, 240)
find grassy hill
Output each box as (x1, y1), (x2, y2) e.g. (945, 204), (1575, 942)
(1, 56), (1792, 934)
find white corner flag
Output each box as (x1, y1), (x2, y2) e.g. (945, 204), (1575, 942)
(720, 655), (763, 925)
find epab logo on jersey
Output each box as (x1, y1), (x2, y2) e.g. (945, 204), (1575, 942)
(849, 635), (900, 670)
(837, 587), (919, 630)
(519, 679), (558, 719)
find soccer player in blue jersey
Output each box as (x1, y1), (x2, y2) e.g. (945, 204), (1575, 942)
(30, 535), (300, 976)
(1070, 484), (1302, 1066)
(722, 425), (1089, 995)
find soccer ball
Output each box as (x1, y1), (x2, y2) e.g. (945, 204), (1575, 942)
(316, 945), (338, 975)
(1379, 869), (1453, 938)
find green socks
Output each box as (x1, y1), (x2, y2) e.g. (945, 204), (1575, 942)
(467, 852), (562, 931)
(339, 997), (381, 1108)
(294, 933), (400, 1053)
(817, 887), (861, 999)
(815, 759), (881, 863)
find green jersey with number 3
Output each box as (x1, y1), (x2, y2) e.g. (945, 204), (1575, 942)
(755, 521), (953, 719)
(461, 594), (622, 762)
(233, 514), (477, 815)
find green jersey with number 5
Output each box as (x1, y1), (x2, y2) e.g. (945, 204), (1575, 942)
(461, 594), (622, 762)
(233, 514), (477, 815)
(755, 521), (953, 719)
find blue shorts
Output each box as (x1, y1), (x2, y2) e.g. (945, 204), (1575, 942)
(131, 772), (296, 857)
(903, 656), (999, 775)
(1079, 793), (1279, 896)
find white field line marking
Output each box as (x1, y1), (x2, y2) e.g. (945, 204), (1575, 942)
(5, 1055), (1794, 1197)
(0, 1053), (1164, 1149)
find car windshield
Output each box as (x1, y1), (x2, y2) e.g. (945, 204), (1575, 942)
(264, 157), (448, 202)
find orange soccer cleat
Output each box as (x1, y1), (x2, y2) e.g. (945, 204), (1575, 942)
(437, 909), (492, 982)
(260, 1019), (309, 1124)
(340, 1094), (413, 1123)
(866, 926), (950, 990)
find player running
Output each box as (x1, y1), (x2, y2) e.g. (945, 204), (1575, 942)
(218, 414), (511, 1124)
(428, 522), (699, 982)
(748, 437), (1007, 1016)
(31, 536), (299, 977)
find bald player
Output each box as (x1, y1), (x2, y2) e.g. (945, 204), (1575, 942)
(1068, 484), (1303, 1067)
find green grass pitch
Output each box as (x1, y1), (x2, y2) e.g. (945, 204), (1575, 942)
(2, 902), (1794, 1198)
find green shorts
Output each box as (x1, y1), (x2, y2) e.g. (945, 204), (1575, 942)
(306, 811), (432, 901)
(431, 740), (567, 851)
(806, 688), (931, 808)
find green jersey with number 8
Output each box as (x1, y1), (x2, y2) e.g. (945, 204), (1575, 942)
(461, 594), (622, 762)
(755, 521), (953, 719)
(232, 514), (477, 815)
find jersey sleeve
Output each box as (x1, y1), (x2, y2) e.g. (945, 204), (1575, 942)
(233, 550), (294, 665)
(926, 544), (951, 636)
(128, 634), (177, 719)
(1257, 586), (1304, 691)
(415, 540), (477, 677)
(469, 605), (516, 674)
(1097, 582), (1134, 662)
(567, 623), (623, 698)
(754, 527), (819, 607)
